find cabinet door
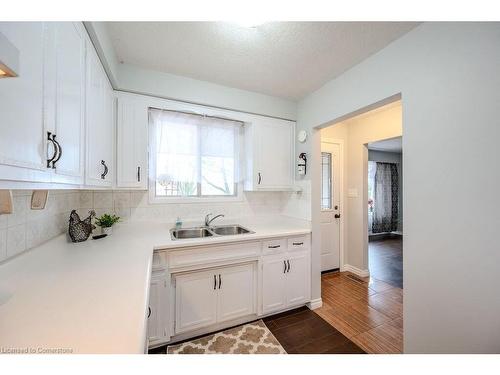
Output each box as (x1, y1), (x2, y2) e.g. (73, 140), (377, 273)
(255, 120), (293, 190)
(285, 251), (310, 307)
(262, 255), (287, 314)
(0, 22), (49, 183)
(147, 273), (167, 343)
(217, 263), (256, 323)
(85, 40), (113, 187)
(45, 22), (85, 184)
(116, 95), (148, 189)
(175, 270), (217, 334)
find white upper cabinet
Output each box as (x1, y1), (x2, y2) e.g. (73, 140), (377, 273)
(44, 22), (86, 185)
(115, 93), (148, 189)
(244, 118), (295, 191)
(0, 22), (49, 184)
(85, 38), (114, 187)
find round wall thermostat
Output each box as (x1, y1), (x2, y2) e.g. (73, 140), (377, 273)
(297, 130), (308, 143)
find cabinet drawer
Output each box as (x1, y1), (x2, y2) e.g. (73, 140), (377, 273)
(262, 238), (287, 255)
(287, 235), (310, 252)
(167, 241), (260, 269)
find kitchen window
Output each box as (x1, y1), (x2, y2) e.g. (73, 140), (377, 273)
(149, 108), (243, 202)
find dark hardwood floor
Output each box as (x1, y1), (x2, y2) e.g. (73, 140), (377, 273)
(369, 236), (403, 289)
(263, 306), (365, 354)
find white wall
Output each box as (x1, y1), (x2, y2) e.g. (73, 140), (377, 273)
(83, 22), (120, 87)
(298, 22), (500, 353)
(116, 64), (297, 120)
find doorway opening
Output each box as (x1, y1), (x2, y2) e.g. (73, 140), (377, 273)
(367, 136), (403, 289)
(316, 99), (404, 353)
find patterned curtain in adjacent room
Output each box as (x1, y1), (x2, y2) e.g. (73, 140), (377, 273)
(372, 162), (399, 233)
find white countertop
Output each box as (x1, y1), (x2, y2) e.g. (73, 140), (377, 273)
(0, 216), (310, 354)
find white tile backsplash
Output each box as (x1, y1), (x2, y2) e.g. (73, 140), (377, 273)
(93, 192), (113, 209)
(7, 224), (26, 258)
(79, 191), (94, 209)
(0, 185), (310, 264)
(0, 190), (80, 264)
(84, 190), (298, 226)
(0, 229), (7, 262)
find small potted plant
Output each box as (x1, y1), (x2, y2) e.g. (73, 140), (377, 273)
(95, 213), (120, 235)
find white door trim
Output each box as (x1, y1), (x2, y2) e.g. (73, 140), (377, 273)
(320, 138), (345, 272)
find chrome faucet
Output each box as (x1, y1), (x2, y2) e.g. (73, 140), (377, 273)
(205, 213), (225, 227)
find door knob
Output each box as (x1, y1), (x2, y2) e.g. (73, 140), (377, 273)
(334, 214), (341, 219)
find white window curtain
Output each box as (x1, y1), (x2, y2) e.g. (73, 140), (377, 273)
(149, 108), (242, 197)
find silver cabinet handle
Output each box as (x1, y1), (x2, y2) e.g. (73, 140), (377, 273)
(287, 260), (291, 273)
(292, 242), (303, 246)
(258, 172), (262, 184)
(137, 166), (141, 182)
(147, 307), (151, 318)
(283, 260), (287, 273)
(268, 245), (280, 249)
(218, 274), (222, 289)
(214, 274), (217, 290)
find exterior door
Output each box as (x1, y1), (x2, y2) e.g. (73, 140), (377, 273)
(320, 141), (341, 271)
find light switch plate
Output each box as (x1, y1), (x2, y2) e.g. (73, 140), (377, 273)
(0, 190), (13, 214)
(31, 190), (49, 210)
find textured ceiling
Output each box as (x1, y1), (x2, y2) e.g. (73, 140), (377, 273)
(106, 22), (419, 100)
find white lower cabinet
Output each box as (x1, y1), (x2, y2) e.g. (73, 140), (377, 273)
(174, 269), (219, 334)
(285, 251), (311, 307)
(261, 255), (288, 313)
(217, 264), (256, 323)
(262, 250), (310, 315)
(174, 263), (256, 335)
(148, 234), (311, 348)
(147, 272), (168, 346)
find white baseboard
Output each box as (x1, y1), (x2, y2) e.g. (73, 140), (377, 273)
(306, 298), (323, 310)
(342, 264), (370, 278)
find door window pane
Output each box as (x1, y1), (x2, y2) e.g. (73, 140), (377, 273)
(321, 152), (332, 210)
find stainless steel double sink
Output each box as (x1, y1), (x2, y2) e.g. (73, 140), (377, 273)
(170, 224), (255, 240)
